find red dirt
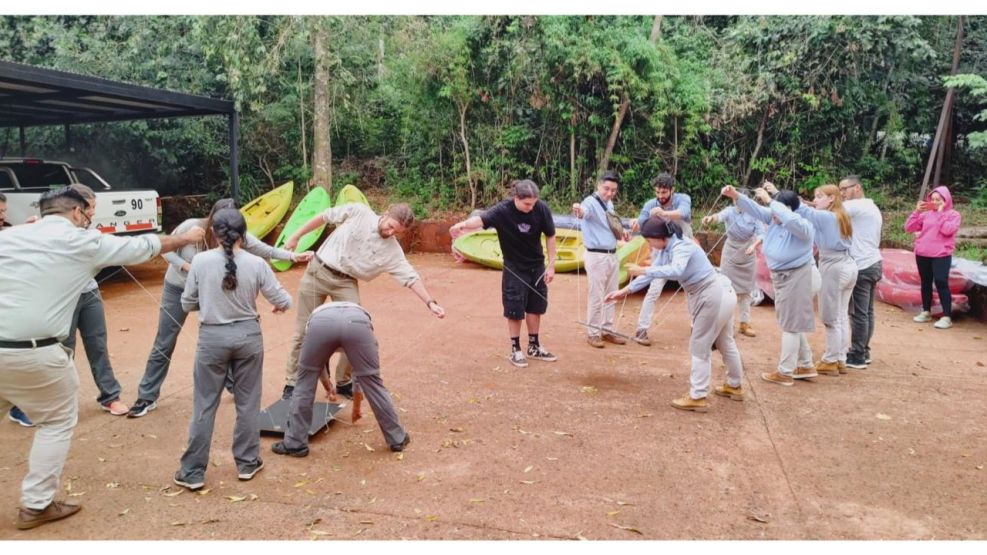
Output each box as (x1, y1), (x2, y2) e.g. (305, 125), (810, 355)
(1, 254), (986, 539)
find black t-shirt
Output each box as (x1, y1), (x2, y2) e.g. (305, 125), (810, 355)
(480, 198), (556, 270)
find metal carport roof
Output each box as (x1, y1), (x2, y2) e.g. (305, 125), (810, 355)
(0, 59), (240, 197)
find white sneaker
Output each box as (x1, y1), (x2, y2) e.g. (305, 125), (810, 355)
(508, 350), (528, 368)
(934, 316), (952, 329)
(913, 311), (932, 323)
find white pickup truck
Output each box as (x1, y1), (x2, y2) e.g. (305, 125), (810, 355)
(0, 158), (161, 235)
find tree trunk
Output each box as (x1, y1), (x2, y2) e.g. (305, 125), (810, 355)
(650, 15), (663, 43)
(570, 126), (577, 196)
(458, 102), (476, 209)
(298, 58), (307, 173)
(312, 18), (333, 193)
(598, 92), (630, 177)
(743, 107), (769, 186)
(672, 116), (679, 177)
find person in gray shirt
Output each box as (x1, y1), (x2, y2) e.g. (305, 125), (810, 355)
(172, 208), (292, 491)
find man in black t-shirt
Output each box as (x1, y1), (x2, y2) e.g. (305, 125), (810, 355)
(450, 180), (559, 368)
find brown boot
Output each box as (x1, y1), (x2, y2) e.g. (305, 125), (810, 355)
(815, 360), (840, 376)
(837, 361), (848, 374)
(16, 501), (81, 530)
(761, 371), (795, 386)
(586, 335), (605, 349)
(793, 366), (818, 380)
(714, 383), (744, 401)
(738, 322), (756, 337)
(601, 332), (627, 345)
(670, 395), (708, 413)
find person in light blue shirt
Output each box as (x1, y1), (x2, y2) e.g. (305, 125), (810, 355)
(572, 171), (629, 348)
(632, 173), (692, 346)
(607, 217), (744, 413)
(722, 185), (817, 386)
(703, 199), (765, 337)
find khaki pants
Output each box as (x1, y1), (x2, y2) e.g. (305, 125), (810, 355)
(285, 259), (361, 386)
(583, 250), (618, 337)
(0, 344), (79, 510)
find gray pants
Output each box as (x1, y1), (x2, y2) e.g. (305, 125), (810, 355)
(178, 319), (264, 481)
(849, 261), (882, 361)
(686, 275), (743, 399)
(63, 289), (121, 405)
(138, 282), (189, 402)
(283, 304), (405, 450)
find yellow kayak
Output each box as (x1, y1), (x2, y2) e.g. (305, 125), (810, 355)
(335, 184), (370, 207)
(240, 181), (294, 240)
(452, 228), (585, 272)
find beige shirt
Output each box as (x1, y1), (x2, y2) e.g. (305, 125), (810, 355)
(0, 215), (161, 341)
(316, 203), (419, 287)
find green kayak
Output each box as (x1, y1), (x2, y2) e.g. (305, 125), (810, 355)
(335, 184), (370, 207)
(452, 228), (585, 272)
(617, 236), (649, 286)
(270, 186), (333, 272)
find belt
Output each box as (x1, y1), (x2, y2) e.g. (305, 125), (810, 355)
(0, 337), (59, 349)
(316, 257), (355, 280)
(586, 247), (617, 254)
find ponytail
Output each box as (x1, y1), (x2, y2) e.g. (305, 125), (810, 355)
(210, 208), (247, 291)
(815, 184), (853, 240)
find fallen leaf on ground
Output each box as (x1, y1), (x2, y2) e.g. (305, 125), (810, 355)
(605, 510), (620, 517)
(249, 494), (259, 501)
(69, 492), (86, 497)
(310, 530), (333, 536)
(170, 522), (187, 527)
(106, 482), (120, 489)
(450, 427), (465, 433)
(424, 515), (439, 521)
(359, 520), (374, 525)
(394, 453), (404, 461)
(469, 498), (485, 503)
(118, 508), (129, 516)
(202, 518), (221, 524)
(98, 457), (106, 462)
(227, 495), (246, 502)
(580, 386), (598, 394)
(553, 431), (573, 437)
(637, 413), (653, 418)
(978, 465), (984, 470)
(609, 523), (643, 535)
(616, 501), (634, 506)
(546, 457), (558, 461)
(363, 443), (375, 452)
(294, 481), (308, 488)
(523, 465), (533, 473)
(417, 473), (426, 482)
(145, 434), (157, 439)
(163, 490), (182, 497)
(747, 512), (771, 523)
(520, 480), (535, 485)
(876, 413), (892, 420)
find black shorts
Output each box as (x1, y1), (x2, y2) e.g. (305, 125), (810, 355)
(501, 264), (548, 320)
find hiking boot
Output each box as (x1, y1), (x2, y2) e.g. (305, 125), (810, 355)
(934, 316), (952, 329)
(126, 399), (157, 418)
(713, 383), (744, 401)
(8, 406), (34, 427)
(335, 381), (354, 400)
(815, 360), (840, 376)
(601, 332), (626, 345)
(632, 329), (652, 346)
(100, 400), (129, 416)
(281, 385), (295, 400)
(837, 361), (848, 374)
(913, 311), (932, 323)
(845, 356), (868, 369)
(508, 349), (528, 368)
(16, 501), (81, 530)
(587, 335), (605, 349)
(670, 395), (708, 413)
(173, 472), (204, 491)
(272, 441), (309, 458)
(792, 366), (818, 380)
(761, 371), (794, 386)
(738, 322), (756, 337)
(390, 433), (412, 452)
(238, 459), (264, 481)
(527, 345), (557, 362)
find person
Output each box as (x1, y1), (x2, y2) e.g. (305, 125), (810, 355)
(571, 171), (629, 348)
(128, 198), (311, 418)
(632, 173), (692, 346)
(723, 185), (817, 386)
(606, 217), (744, 412)
(1, 191), (34, 428)
(173, 209), (292, 491)
(0, 186), (203, 529)
(272, 301), (410, 458)
(779, 182), (857, 376)
(450, 180), (558, 368)
(905, 185), (962, 330)
(702, 195), (764, 338)
(280, 202), (445, 401)
(839, 176), (884, 368)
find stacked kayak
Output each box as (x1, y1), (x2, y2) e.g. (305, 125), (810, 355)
(270, 186), (333, 272)
(453, 228), (585, 272)
(336, 184), (370, 207)
(241, 181), (293, 240)
(617, 236), (649, 286)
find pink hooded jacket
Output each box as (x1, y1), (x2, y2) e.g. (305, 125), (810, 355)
(904, 185), (962, 258)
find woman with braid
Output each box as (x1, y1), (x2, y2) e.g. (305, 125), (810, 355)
(172, 209), (292, 491)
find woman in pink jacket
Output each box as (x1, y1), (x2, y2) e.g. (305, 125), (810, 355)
(904, 185), (962, 329)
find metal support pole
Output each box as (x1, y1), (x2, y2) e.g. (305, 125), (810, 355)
(229, 111), (240, 202)
(19, 126), (25, 157)
(64, 123), (72, 153)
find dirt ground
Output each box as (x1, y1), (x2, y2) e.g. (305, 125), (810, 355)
(2, 253), (986, 540)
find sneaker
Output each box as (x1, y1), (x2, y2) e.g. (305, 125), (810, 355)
(792, 366), (818, 380)
(281, 385), (295, 400)
(508, 349), (528, 368)
(16, 501), (81, 530)
(526, 345), (558, 362)
(713, 383), (744, 401)
(586, 335), (605, 349)
(335, 381), (354, 400)
(865, 356), (872, 365)
(100, 400), (129, 416)
(272, 441), (309, 458)
(127, 399), (156, 418)
(390, 433), (412, 452)
(670, 395), (708, 413)
(8, 406), (34, 427)
(601, 332), (626, 345)
(738, 322), (756, 337)
(837, 361), (848, 375)
(913, 311), (932, 323)
(815, 360), (840, 376)
(761, 371), (794, 386)
(934, 316), (952, 329)
(238, 460), (264, 481)
(632, 329), (652, 346)
(173, 472), (204, 491)
(845, 356), (868, 369)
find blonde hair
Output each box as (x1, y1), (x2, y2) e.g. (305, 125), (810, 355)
(815, 184), (852, 240)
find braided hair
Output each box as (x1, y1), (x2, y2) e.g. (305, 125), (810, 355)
(204, 198), (237, 249)
(211, 208), (246, 291)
